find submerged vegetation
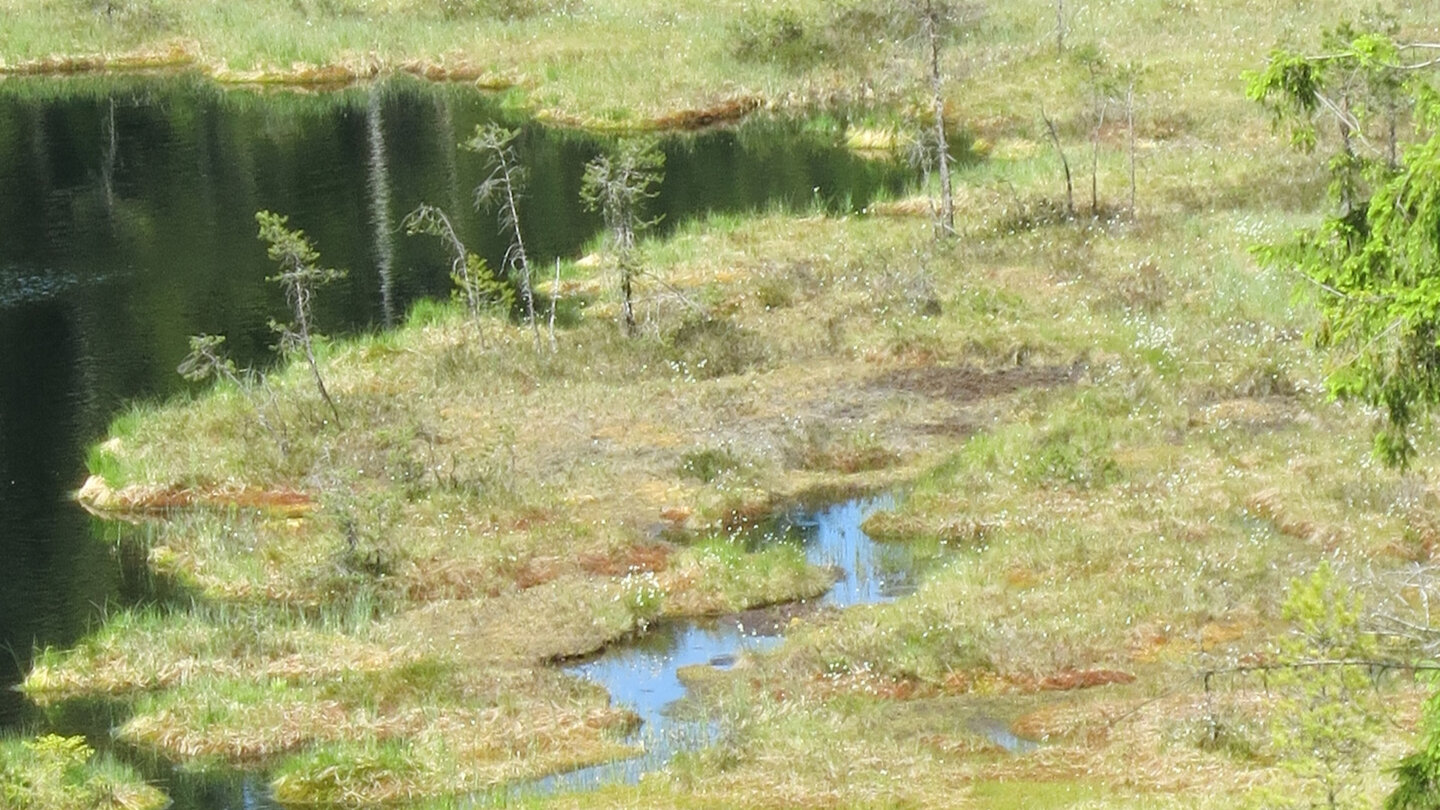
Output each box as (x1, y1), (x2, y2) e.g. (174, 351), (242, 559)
(11, 0), (1440, 808)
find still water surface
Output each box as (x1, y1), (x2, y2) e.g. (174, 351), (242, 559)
(545, 496), (918, 794)
(0, 74), (915, 805)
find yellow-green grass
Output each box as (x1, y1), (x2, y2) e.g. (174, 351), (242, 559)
(48, 190), (1438, 807)
(20, 0), (1440, 805)
(1, 0), (1430, 130)
(48, 157), (1440, 804)
(0, 734), (168, 810)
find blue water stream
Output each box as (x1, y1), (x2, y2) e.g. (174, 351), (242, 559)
(531, 496), (920, 795)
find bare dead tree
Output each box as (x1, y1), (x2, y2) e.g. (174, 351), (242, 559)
(922, 0), (956, 235)
(1076, 45), (1117, 218)
(403, 203), (479, 318)
(889, 1), (982, 237)
(1040, 107), (1075, 219)
(465, 123), (539, 341)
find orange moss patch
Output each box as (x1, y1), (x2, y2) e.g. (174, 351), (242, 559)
(941, 668), (1135, 696)
(1034, 669), (1136, 692)
(578, 542), (673, 577)
(716, 496), (779, 533)
(1129, 615), (1261, 663)
(513, 556), (563, 589)
(211, 62), (377, 87)
(538, 95), (763, 133)
(651, 96), (762, 130)
(1010, 702), (1109, 746)
(75, 474), (312, 518)
(395, 59), (514, 87)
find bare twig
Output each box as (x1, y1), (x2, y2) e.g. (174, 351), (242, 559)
(1040, 107), (1075, 219)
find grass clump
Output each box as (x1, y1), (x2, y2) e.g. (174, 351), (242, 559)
(661, 537), (832, 616)
(678, 446), (747, 485)
(664, 315), (769, 380)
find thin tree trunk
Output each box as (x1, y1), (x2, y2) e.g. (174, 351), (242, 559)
(548, 259), (560, 352)
(1388, 112), (1398, 171)
(1126, 82), (1137, 220)
(294, 285), (342, 426)
(621, 261), (636, 336)
(1339, 94), (1356, 215)
(498, 152), (539, 338)
(619, 220), (637, 336)
(1041, 108), (1075, 219)
(925, 0), (955, 236)
(1091, 103), (1106, 217)
(1055, 0), (1065, 57)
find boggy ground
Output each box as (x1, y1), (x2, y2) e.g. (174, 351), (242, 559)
(40, 209), (1094, 803)
(35, 203), (1440, 807)
(19, 0), (1440, 807)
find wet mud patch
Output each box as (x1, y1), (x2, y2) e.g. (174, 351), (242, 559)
(869, 363), (1080, 403)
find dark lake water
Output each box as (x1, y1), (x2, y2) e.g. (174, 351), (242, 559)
(0, 74), (917, 804)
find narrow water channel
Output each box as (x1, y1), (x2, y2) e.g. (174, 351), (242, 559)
(540, 496), (918, 794)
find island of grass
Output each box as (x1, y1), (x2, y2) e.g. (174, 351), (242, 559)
(14, 0), (1440, 807)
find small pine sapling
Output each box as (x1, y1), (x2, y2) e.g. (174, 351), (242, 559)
(1267, 564), (1384, 810)
(581, 140), (665, 336)
(256, 210), (345, 426)
(402, 203), (514, 331)
(177, 333), (288, 452)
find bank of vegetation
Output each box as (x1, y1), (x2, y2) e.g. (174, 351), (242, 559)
(0, 734), (166, 810)
(11, 0), (1440, 808)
